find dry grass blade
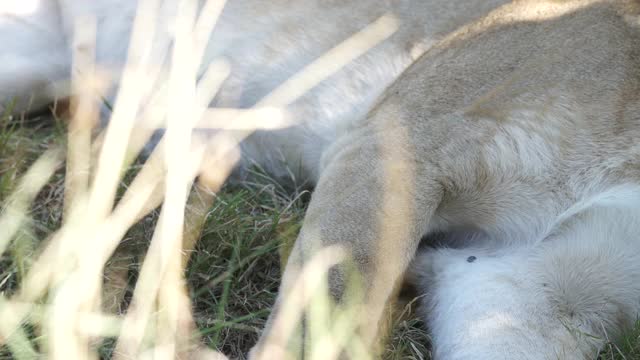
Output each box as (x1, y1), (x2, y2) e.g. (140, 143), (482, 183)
(1, 2), (423, 360)
(88, 0), (164, 222)
(114, 0), (228, 357)
(257, 13), (398, 107)
(64, 17), (101, 219)
(0, 296), (38, 360)
(253, 245), (347, 360)
(0, 147), (62, 255)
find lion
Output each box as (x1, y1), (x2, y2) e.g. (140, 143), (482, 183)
(250, 1), (640, 358)
(2, 0), (639, 359)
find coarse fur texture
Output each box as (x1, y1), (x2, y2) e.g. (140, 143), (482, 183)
(411, 186), (640, 359)
(0, 0), (507, 182)
(2, 0), (640, 359)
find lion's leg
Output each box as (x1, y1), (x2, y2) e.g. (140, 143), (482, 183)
(250, 125), (444, 358)
(413, 205), (640, 360)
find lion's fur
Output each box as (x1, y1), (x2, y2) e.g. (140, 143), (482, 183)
(2, 0), (640, 358)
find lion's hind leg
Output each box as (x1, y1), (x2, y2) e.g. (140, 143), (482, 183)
(413, 199), (640, 360)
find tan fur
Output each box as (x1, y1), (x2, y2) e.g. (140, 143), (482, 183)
(3, 0), (640, 358)
(251, 0), (640, 358)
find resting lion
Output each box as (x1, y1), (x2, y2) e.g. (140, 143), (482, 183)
(2, 0), (639, 359)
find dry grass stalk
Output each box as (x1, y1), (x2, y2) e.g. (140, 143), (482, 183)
(0, 2), (403, 359)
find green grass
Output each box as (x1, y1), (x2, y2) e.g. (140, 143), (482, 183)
(598, 320), (640, 360)
(0, 112), (639, 359)
(0, 112), (429, 359)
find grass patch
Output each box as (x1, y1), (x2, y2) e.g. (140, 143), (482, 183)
(0, 112), (638, 360)
(0, 112), (431, 359)
(598, 319), (640, 360)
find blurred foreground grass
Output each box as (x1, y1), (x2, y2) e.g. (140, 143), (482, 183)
(0, 113), (432, 359)
(1, 110), (640, 360)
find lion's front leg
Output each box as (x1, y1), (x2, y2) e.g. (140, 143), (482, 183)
(250, 127), (443, 359)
